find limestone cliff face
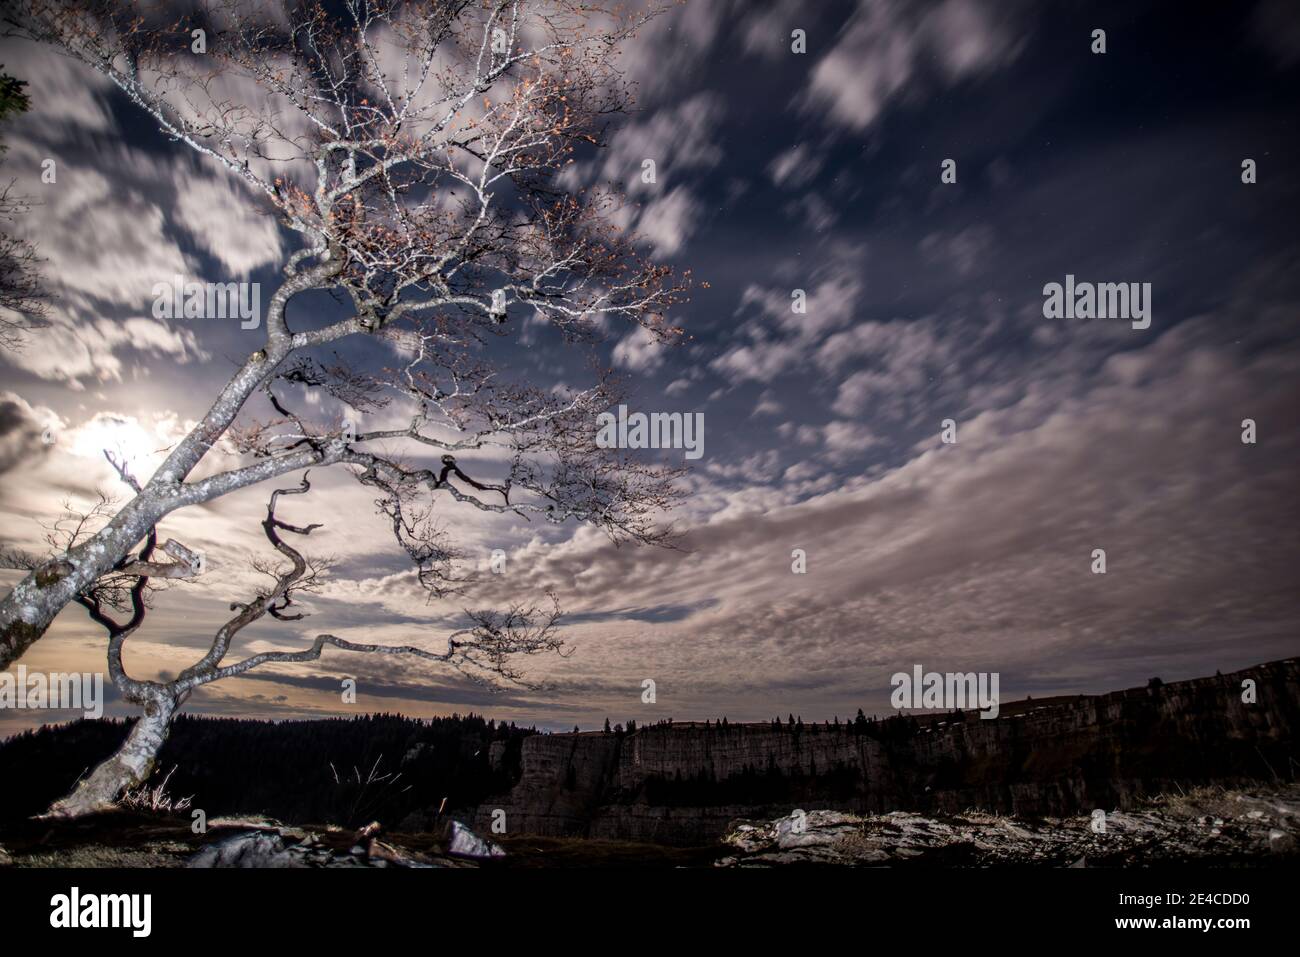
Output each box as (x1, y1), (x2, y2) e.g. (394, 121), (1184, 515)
(473, 659), (1299, 846)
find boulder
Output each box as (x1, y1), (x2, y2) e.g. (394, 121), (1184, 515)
(447, 820), (505, 859)
(190, 830), (303, 868)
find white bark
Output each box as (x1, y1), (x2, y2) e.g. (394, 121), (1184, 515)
(43, 690), (178, 818)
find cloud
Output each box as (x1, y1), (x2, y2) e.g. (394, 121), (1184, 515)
(919, 225), (996, 278)
(768, 144), (825, 188)
(0, 41), (114, 136)
(0, 36), (290, 387)
(636, 186), (701, 256)
(0, 392), (59, 476)
(818, 319), (949, 418)
(454, 313), (1300, 717)
(820, 419), (881, 460)
(784, 192), (840, 232)
(173, 170), (284, 277)
(610, 1), (734, 106)
(583, 91), (725, 198)
(612, 324), (667, 373)
(0, 137), (214, 385)
(800, 0), (1024, 132)
(710, 252), (867, 384)
(739, 0), (813, 60)
(556, 88), (723, 257)
(752, 390), (783, 417)
(664, 378), (693, 397)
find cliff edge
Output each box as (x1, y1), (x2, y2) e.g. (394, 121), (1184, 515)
(473, 659), (1299, 845)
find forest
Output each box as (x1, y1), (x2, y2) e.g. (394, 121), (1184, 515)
(0, 712), (533, 827)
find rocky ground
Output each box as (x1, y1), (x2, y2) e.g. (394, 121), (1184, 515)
(716, 784), (1300, 866)
(0, 811), (714, 868)
(0, 812), (501, 868)
(2, 784), (1297, 867)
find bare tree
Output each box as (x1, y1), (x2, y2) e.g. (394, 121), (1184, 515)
(0, 68), (50, 349)
(0, 0), (688, 667)
(0, 178), (49, 349)
(47, 472), (565, 818)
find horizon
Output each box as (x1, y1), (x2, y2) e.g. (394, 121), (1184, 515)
(4, 653), (1291, 740)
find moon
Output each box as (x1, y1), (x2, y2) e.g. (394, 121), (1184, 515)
(70, 413), (167, 474)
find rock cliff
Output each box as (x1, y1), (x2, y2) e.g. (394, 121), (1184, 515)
(473, 659), (1300, 845)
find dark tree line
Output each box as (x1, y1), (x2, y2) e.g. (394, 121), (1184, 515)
(0, 712), (533, 827)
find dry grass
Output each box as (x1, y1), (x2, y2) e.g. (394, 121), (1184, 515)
(118, 766), (193, 814)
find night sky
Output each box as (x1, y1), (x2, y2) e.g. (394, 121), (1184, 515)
(1, 0), (1298, 735)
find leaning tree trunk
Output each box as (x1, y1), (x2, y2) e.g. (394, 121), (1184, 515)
(43, 691), (179, 818)
(1, 494), (172, 669)
(0, 344), (291, 670)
